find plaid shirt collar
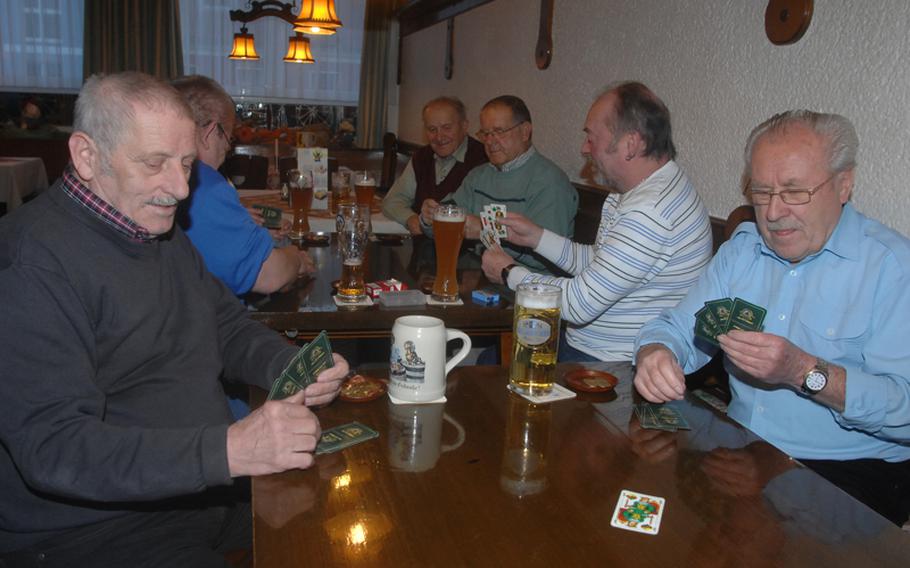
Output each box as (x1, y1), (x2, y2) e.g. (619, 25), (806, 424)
(60, 167), (153, 242)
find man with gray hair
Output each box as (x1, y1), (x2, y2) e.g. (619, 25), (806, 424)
(634, 109), (910, 526)
(173, 75), (312, 295)
(382, 96), (487, 234)
(0, 71), (349, 565)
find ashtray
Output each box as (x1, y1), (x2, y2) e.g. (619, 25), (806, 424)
(564, 369), (618, 393)
(340, 374), (387, 402)
(302, 233), (330, 246)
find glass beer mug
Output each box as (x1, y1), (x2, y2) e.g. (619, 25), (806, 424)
(431, 204), (465, 302)
(509, 283), (561, 395)
(335, 203), (368, 302)
(287, 169), (313, 239)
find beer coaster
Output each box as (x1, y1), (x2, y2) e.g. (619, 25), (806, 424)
(426, 296), (464, 306)
(340, 374), (387, 403)
(507, 383), (576, 404)
(333, 295), (374, 307)
(564, 369), (619, 393)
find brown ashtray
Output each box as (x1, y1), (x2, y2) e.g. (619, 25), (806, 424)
(340, 374), (387, 402)
(302, 233), (330, 246)
(564, 369), (618, 393)
(419, 279), (435, 295)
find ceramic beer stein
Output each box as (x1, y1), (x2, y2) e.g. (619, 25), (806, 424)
(389, 315), (471, 402)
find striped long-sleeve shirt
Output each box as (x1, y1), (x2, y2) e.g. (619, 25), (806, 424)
(509, 160), (712, 361)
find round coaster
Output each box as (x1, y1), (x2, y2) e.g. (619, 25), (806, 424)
(340, 374), (387, 402)
(564, 369), (618, 393)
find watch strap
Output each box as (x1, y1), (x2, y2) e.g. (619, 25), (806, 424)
(501, 263), (518, 287)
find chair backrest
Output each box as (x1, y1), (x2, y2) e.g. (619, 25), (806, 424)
(723, 205), (756, 242)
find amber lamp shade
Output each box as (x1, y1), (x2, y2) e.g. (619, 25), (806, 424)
(228, 27), (260, 60)
(284, 33), (315, 63)
(293, 0), (343, 35)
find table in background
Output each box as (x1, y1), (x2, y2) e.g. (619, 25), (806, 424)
(252, 363), (910, 567)
(0, 157), (48, 212)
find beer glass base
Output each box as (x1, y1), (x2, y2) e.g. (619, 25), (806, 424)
(508, 382), (554, 397)
(337, 293), (367, 303)
(289, 231), (307, 240)
(430, 293), (459, 303)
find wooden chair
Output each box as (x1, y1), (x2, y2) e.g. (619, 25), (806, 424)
(723, 204), (755, 242)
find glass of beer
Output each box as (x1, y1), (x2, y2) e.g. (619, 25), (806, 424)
(431, 204), (465, 302)
(331, 170), (352, 212)
(509, 283), (561, 395)
(335, 203), (368, 302)
(287, 169), (313, 239)
(500, 394), (551, 497)
(353, 170), (377, 210)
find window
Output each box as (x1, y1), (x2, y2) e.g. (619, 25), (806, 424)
(0, 0), (85, 92)
(180, 0), (365, 105)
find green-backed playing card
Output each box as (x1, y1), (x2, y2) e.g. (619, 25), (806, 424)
(694, 306), (720, 345)
(251, 204), (283, 229)
(727, 297), (766, 332)
(705, 298), (733, 332)
(315, 421), (379, 455)
(281, 330), (334, 390)
(267, 373), (304, 401)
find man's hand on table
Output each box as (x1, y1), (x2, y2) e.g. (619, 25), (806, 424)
(405, 214), (423, 235)
(419, 199), (439, 227)
(633, 343), (687, 402)
(482, 247), (515, 284)
(226, 354), (349, 476)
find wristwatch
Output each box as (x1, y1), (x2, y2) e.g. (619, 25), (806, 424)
(800, 358), (829, 395)
(501, 263), (518, 286)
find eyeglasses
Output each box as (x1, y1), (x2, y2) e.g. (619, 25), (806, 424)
(747, 173), (837, 206)
(475, 122), (523, 141)
(215, 122), (235, 145)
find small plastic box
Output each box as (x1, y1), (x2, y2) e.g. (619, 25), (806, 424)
(378, 289), (427, 307)
(471, 289), (500, 306)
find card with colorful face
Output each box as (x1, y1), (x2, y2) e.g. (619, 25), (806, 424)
(488, 203), (508, 238)
(611, 490), (666, 535)
(251, 204), (283, 229)
(727, 297), (766, 332)
(315, 421), (379, 455)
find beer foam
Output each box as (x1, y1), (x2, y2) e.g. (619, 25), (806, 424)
(434, 210), (465, 222)
(517, 285), (561, 309)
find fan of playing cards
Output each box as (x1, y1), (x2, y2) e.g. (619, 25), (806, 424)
(694, 297), (767, 346)
(480, 203), (508, 249)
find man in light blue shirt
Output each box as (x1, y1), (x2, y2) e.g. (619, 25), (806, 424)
(634, 110), (910, 525)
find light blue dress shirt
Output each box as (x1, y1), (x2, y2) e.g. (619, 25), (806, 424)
(636, 203), (910, 462)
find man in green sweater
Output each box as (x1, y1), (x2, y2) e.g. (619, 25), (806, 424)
(420, 95), (578, 272)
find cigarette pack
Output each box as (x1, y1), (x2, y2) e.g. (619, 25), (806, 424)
(471, 288), (500, 306)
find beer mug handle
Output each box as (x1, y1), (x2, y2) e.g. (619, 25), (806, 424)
(443, 329), (472, 376)
(441, 412), (466, 453)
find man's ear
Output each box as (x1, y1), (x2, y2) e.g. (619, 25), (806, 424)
(836, 168), (855, 204)
(623, 131), (645, 160)
(68, 132), (100, 182)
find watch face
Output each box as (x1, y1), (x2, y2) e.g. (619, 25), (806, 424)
(805, 371), (827, 392)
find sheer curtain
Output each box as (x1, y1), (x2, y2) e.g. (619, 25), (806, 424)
(180, 0), (365, 105)
(0, 0), (85, 92)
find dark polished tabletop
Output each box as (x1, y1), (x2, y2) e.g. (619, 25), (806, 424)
(245, 235), (514, 339)
(251, 363), (910, 567)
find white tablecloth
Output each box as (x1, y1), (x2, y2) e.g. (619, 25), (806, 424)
(237, 189), (409, 234)
(0, 157), (48, 211)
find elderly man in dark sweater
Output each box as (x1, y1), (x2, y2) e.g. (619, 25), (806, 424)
(0, 72), (349, 567)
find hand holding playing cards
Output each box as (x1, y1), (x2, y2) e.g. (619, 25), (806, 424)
(302, 353), (349, 407)
(497, 212), (543, 248)
(634, 343), (687, 402)
(226, 389), (322, 477)
(717, 330), (813, 389)
(481, 247), (514, 284)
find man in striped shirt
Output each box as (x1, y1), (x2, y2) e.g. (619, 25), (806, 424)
(482, 82), (712, 362)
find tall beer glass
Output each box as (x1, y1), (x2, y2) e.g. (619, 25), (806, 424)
(336, 203), (368, 302)
(509, 283), (561, 395)
(353, 170), (377, 209)
(431, 204), (465, 302)
(287, 169), (313, 239)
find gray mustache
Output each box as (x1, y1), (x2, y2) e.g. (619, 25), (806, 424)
(148, 196), (179, 206)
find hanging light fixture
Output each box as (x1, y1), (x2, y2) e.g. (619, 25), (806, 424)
(283, 33), (315, 63)
(228, 25), (260, 60)
(293, 0), (343, 36)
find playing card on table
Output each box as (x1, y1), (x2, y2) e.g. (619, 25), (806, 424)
(691, 389), (728, 413)
(315, 421), (379, 455)
(727, 297), (766, 332)
(611, 489), (666, 535)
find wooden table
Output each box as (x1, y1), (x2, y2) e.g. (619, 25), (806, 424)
(0, 156), (48, 212)
(244, 231), (514, 356)
(252, 363), (910, 567)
